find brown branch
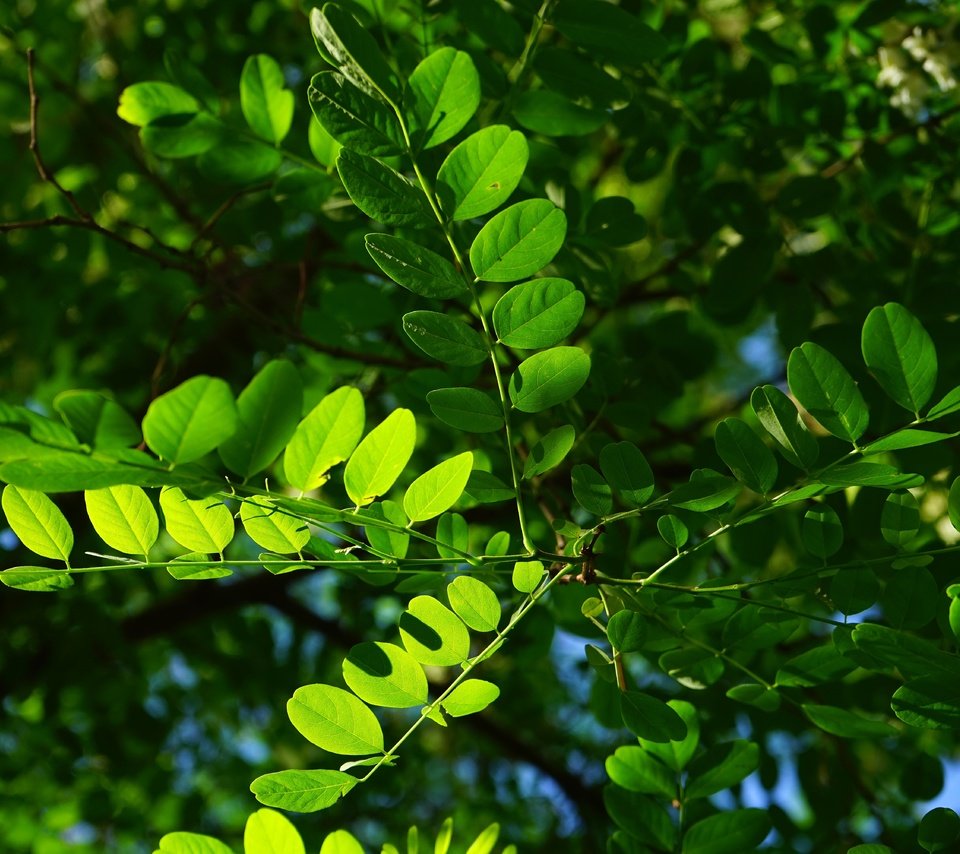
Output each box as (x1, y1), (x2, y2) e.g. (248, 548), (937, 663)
(190, 182), (273, 254)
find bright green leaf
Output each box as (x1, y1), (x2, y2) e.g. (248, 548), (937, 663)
(523, 425), (576, 479)
(440, 679), (500, 717)
(84, 485), (158, 556)
(156, 832), (231, 854)
(342, 641), (428, 708)
(240, 496), (309, 554)
(2, 485), (73, 562)
(0, 566), (74, 592)
(403, 452), (473, 523)
(512, 560), (544, 593)
(343, 409), (416, 507)
(447, 576), (500, 633)
(117, 82), (199, 126)
(469, 199), (567, 283)
(240, 54), (294, 144)
(657, 514), (688, 550)
(605, 746), (675, 798)
(399, 595), (470, 666)
(287, 684), (384, 755)
(54, 391), (141, 450)
(250, 769), (358, 812)
(159, 486), (233, 555)
(493, 278), (584, 349)
(244, 807), (305, 854)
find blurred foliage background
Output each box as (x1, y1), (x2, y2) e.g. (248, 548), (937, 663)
(1, 0), (960, 851)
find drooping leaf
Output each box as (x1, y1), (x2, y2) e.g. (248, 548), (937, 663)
(402, 311), (487, 366)
(337, 149), (428, 226)
(407, 47), (480, 150)
(802, 504), (843, 558)
(553, 0), (668, 66)
(750, 384), (819, 470)
(861, 303), (937, 414)
(1, 485), (73, 562)
(142, 375), (238, 465)
(310, 4), (400, 104)
(284, 387), (364, 493)
(84, 485), (159, 556)
(159, 486), (234, 555)
(343, 409), (416, 507)
(447, 576), (500, 633)
(440, 679), (500, 717)
(523, 425), (576, 478)
(492, 278), (584, 349)
(681, 809), (772, 854)
(244, 808), (305, 854)
(403, 452), (474, 523)
(668, 470), (741, 512)
(714, 417), (778, 494)
(512, 560), (544, 593)
(599, 442), (654, 508)
(508, 347), (591, 413)
(571, 464), (612, 516)
(685, 741), (760, 800)
(240, 496), (309, 554)
(308, 71), (403, 157)
(0, 566), (74, 592)
(436, 125), (529, 221)
(427, 388), (503, 433)
(399, 595), (470, 666)
(512, 90), (606, 137)
(342, 641), (428, 708)
(219, 360), (303, 480)
(787, 342), (869, 443)
(287, 684), (384, 755)
(53, 391), (141, 450)
(365, 234), (467, 298)
(607, 610), (647, 653)
(240, 54), (294, 144)
(0, 451), (206, 492)
(469, 199), (567, 283)
(620, 691), (688, 743)
(250, 769), (358, 812)
(802, 703), (896, 738)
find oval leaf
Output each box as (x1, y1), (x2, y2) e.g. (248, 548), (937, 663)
(240, 496), (309, 554)
(714, 417), (778, 494)
(343, 409), (416, 507)
(508, 346), (591, 413)
(287, 684), (384, 755)
(862, 302), (937, 414)
(342, 641), (428, 708)
(407, 47), (480, 149)
(240, 54), (294, 144)
(440, 679), (500, 717)
(402, 451), (473, 523)
(447, 576), (500, 632)
(365, 234), (467, 298)
(2, 485), (73, 562)
(493, 278), (584, 349)
(250, 769), (358, 812)
(402, 311), (488, 366)
(84, 485), (159, 556)
(159, 486), (234, 554)
(787, 342), (869, 443)
(399, 595), (470, 666)
(469, 199), (567, 283)
(338, 149), (427, 226)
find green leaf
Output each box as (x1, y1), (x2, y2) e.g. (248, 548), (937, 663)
(156, 833), (231, 854)
(437, 512), (469, 559)
(787, 342), (869, 443)
(400, 453), (473, 524)
(776, 644), (856, 687)
(244, 808), (305, 854)
(928, 386), (960, 420)
(881, 491), (919, 547)
(342, 641), (428, 708)
(240, 54), (294, 144)
(337, 149), (427, 226)
(657, 515), (688, 550)
(1, 485), (73, 562)
(320, 830), (364, 854)
(919, 807), (960, 853)
(308, 117), (342, 166)
(240, 496), (309, 554)
(402, 311), (487, 366)
(140, 112), (223, 159)
(117, 82), (199, 126)
(508, 347), (591, 413)
(950, 477), (960, 533)
(585, 197), (647, 247)
(492, 278), (584, 349)
(751, 384), (819, 469)
(603, 787), (677, 850)
(250, 769), (358, 812)
(362, 499), (409, 559)
(862, 428), (959, 453)
(862, 302), (937, 413)
(639, 700), (700, 771)
(447, 576), (500, 633)
(287, 684), (384, 755)
(534, 47), (630, 107)
(407, 47), (480, 150)
(512, 90), (605, 137)
(84, 485), (159, 556)
(436, 126), (529, 221)
(167, 553), (232, 581)
(310, 4), (400, 104)
(142, 375), (238, 465)
(198, 138), (282, 183)
(681, 809), (772, 854)
(0, 451), (206, 492)
(607, 610), (647, 653)
(440, 679), (500, 717)
(512, 560), (544, 593)
(820, 462), (922, 489)
(284, 387), (364, 493)
(523, 425), (575, 479)
(620, 691), (688, 743)
(605, 746), (675, 798)
(882, 566), (938, 630)
(802, 505), (843, 558)
(427, 388), (503, 434)
(219, 360), (303, 480)
(599, 442), (654, 508)
(399, 595), (470, 666)
(892, 677), (960, 730)
(669, 470), (741, 512)
(308, 71), (403, 157)
(159, 486), (233, 555)
(54, 391), (141, 449)
(571, 464), (612, 515)
(725, 683), (782, 712)
(553, 0), (668, 66)
(714, 417), (778, 494)
(343, 409), (416, 507)
(365, 234), (467, 298)
(469, 199), (567, 283)
(0, 566), (73, 592)
(463, 470), (513, 504)
(685, 741), (760, 800)
(464, 823), (500, 854)
(802, 703), (896, 738)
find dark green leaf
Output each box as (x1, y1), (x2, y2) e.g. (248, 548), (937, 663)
(802, 703), (896, 738)
(918, 807), (960, 853)
(607, 610), (647, 653)
(751, 384), (819, 470)
(599, 442), (654, 508)
(881, 491), (919, 547)
(571, 464), (612, 516)
(882, 567), (938, 629)
(685, 741), (760, 800)
(620, 691), (688, 743)
(861, 303), (937, 413)
(681, 809), (771, 854)
(337, 149), (428, 226)
(820, 462), (923, 489)
(365, 234), (467, 298)
(802, 505), (843, 558)
(426, 388), (503, 433)
(470, 199), (567, 283)
(657, 514), (688, 550)
(604, 746), (675, 798)
(714, 417), (778, 494)
(447, 576), (500, 633)
(308, 71), (403, 157)
(402, 311), (488, 366)
(512, 90), (606, 137)
(787, 342), (869, 443)
(492, 278), (584, 349)
(553, 1), (668, 66)
(603, 786), (677, 850)
(508, 347), (591, 413)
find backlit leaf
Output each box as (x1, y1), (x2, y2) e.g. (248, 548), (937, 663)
(1, 485), (73, 562)
(492, 278), (584, 349)
(342, 641), (428, 708)
(523, 425), (576, 478)
(240, 54), (294, 144)
(343, 409), (416, 507)
(447, 576), (500, 632)
(287, 684), (384, 755)
(159, 486), (233, 555)
(750, 384), (818, 470)
(244, 808), (305, 854)
(399, 595), (470, 666)
(240, 496), (309, 554)
(85, 485), (159, 556)
(470, 199), (567, 282)
(403, 452), (473, 523)
(250, 769), (358, 812)
(787, 342), (869, 443)
(0, 566), (74, 592)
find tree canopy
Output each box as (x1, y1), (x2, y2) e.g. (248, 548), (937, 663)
(2, 1), (960, 852)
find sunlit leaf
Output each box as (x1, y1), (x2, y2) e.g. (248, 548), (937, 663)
(1, 485), (73, 562)
(287, 684), (384, 755)
(470, 199), (567, 283)
(343, 409), (416, 507)
(85, 484), (159, 556)
(342, 641), (428, 708)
